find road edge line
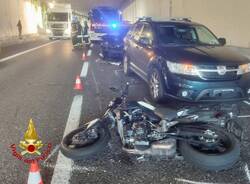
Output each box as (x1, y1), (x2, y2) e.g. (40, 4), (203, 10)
(50, 95), (83, 184)
(0, 40), (58, 63)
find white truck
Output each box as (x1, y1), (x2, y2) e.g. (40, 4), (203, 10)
(46, 3), (72, 39)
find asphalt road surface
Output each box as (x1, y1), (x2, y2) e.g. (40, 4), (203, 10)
(1, 40), (250, 184)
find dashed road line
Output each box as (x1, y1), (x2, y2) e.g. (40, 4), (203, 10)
(0, 41), (58, 63)
(51, 95), (83, 184)
(245, 164), (250, 183)
(80, 62), (89, 78)
(87, 49), (92, 57)
(175, 178), (229, 184)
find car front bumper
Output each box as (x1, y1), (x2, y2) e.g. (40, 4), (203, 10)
(102, 45), (124, 57)
(164, 73), (250, 102)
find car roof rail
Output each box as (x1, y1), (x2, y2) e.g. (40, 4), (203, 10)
(170, 17), (192, 22)
(137, 16), (152, 22)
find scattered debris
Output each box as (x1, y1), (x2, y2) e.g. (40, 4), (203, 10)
(175, 178), (230, 184)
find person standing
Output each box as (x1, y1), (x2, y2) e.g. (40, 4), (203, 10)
(17, 20), (22, 39)
(83, 21), (89, 44)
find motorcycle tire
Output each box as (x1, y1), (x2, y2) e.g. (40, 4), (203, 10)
(60, 124), (111, 160)
(179, 127), (240, 171)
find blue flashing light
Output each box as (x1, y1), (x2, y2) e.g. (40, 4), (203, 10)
(111, 23), (118, 29)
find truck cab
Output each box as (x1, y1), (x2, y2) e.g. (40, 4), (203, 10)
(88, 6), (122, 41)
(46, 3), (72, 39)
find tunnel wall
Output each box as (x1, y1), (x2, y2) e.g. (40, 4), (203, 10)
(0, 0), (43, 41)
(122, 0), (250, 48)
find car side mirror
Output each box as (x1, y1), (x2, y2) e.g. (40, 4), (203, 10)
(139, 37), (151, 46)
(218, 38), (226, 46)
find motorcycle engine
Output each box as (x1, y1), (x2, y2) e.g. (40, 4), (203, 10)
(131, 121), (151, 150)
(118, 107), (151, 150)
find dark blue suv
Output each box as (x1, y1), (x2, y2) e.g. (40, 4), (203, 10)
(123, 17), (250, 103)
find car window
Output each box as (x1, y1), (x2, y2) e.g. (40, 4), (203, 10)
(157, 23), (220, 46)
(132, 23), (143, 41)
(141, 23), (154, 45)
(158, 25), (197, 44)
(127, 24), (136, 38)
(195, 26), (219, 45)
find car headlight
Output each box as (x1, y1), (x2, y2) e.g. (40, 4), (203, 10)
(167, 61), (198, 76)
(237, 63), (250, 75)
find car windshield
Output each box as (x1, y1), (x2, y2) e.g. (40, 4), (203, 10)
(48, 13), (68, 22)
(91, 8), (120, 22)
(157, 24), (220, 46)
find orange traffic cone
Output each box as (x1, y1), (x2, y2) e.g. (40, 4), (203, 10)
(27, 160), (43, 184)
(82, 52), (86, 61)
(74, 75), (83, 90)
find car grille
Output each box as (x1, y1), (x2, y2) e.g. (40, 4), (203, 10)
(197, 65), (239, 81)
(51, 24), (65, 29)
(52, 30), (64, 36)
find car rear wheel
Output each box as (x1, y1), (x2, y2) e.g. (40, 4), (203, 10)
(123, 54), (132, 76)
(149, 68), (165, 103)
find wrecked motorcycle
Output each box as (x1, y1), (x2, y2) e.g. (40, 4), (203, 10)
(60, 83), (242, 171)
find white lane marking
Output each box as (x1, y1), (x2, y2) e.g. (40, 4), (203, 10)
(87, 49), (92, 57)
(244, 101), (250, 105)
(44, 144), (60, 163)
(175, 178), (229, 184)
(42, 162), (106, 173)
(80, 62), (89, 78)
(91, 70), (102, 113)
(0, 41), (58, 63)
(51, 95), (83, 184)
(238, 115), (250, 118)
(245, 164), (250, 183)
(90, 43), (94, 48)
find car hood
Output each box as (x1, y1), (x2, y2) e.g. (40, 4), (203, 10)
(159, 45), (250, 66)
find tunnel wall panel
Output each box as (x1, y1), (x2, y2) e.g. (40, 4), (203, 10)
(122, 0), (250, 47)
(0, 0), (43, 41)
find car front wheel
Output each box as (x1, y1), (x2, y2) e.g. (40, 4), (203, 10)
(149, 68), (165, 103)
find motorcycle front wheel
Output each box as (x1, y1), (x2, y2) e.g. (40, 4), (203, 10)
(179, 125), (240, 171)
(60, 123), (110, 160)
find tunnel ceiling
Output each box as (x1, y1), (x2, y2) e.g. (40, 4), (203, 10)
(55, 0), (129, 13)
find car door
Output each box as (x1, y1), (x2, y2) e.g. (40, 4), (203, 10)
(128, 23), (144, 65)
(135, 23), (155, 78)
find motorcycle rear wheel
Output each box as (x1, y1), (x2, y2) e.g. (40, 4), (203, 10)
(60, 124), (110, 160)
(179, 126), (240, 171)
